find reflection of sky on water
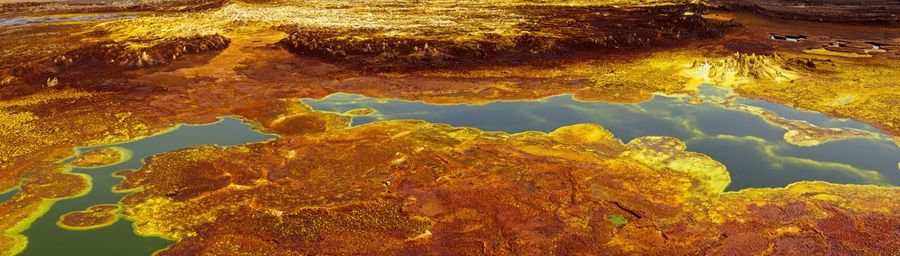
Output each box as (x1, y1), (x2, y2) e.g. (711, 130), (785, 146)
(303, 88), (900, 190)
(20, 117), (274, 256)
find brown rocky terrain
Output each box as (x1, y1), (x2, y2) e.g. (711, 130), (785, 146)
(708, 0), (900, 23)
(1, 0), (899, 255)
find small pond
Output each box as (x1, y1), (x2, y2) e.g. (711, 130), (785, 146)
(18, 117), (274, 256)
(302, 85), (900, 190)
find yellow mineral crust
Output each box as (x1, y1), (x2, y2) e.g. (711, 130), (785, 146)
(548, 124), (620, 147)
(683, 53), (797, 89)
(113, 119), (900, 255)
(71, 147), (131, 168)
(342, 107), (377, 116)
(95, 0), (689, 44)
(0, 166), (91, 255)
(0, 89), (157, 192)
(57, 204), (122, 230)
(402, 49), (708, 104)
(0, 1), (899, 255)
(623, 136), (731, 194)
(733, 51), (900, 138)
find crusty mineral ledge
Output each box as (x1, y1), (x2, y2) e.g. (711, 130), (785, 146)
(709, 96), (879, 147)
(57, 204), (122, 230)
(9, 34), (230, 91)
(279, 4), (733, 71)
(116, 120), (900, 255)
(0, 166), (91, 255)
(71, 147), (130, 168)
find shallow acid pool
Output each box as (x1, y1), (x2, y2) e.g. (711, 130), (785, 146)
(302, 86), (900, 190)
(18, 117), (274, 256)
